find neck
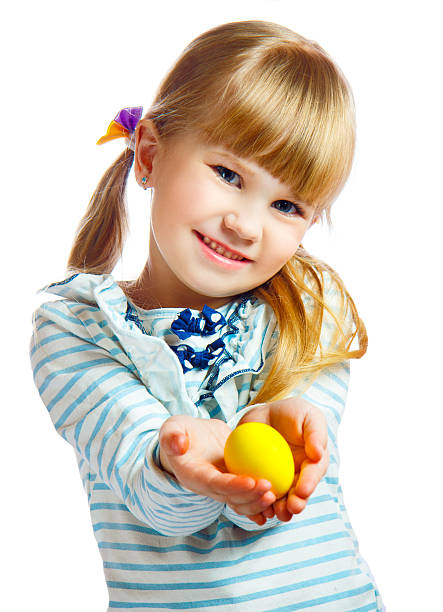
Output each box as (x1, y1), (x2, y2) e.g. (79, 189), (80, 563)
(120, 259), (236, 311)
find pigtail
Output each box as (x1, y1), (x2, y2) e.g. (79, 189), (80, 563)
(67, 148), (134, 274)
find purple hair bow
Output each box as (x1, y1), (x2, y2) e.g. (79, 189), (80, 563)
(97, 106), (143, 147)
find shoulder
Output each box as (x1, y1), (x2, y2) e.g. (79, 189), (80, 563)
(29, 277), (140, 387)
(30, 272), (125, 352)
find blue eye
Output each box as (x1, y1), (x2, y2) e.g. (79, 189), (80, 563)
(214, 165), (241, 187)
(272, 200), (304, 217)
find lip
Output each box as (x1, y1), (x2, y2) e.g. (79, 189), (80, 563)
(194, 231), (252, 269)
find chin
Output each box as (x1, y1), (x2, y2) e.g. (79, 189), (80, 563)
(180, 279), (244, 304)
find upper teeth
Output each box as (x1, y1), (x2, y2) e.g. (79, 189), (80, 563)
(202, 235), (244, 261)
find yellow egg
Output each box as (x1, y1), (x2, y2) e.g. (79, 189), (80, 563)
(224, 422), (295, 498)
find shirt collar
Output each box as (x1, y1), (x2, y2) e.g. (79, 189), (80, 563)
(39, 272), (276, 389)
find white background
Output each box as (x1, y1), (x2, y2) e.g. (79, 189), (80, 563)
(3, 1), (442, 610)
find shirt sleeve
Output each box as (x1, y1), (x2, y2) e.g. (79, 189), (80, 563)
(29, 300), (224, 536)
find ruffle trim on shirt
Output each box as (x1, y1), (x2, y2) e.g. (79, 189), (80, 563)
(38, 273), (277, 411)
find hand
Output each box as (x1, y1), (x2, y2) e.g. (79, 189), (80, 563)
(159, 415), (277, 525)
(238, 397), (329, 523)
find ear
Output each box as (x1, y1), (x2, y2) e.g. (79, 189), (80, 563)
(134, 120), (161, 188)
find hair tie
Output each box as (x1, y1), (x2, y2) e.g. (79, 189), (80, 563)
(96, 106), (143, 151)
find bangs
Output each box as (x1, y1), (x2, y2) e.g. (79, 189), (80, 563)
(150, 22), (355, 214)
(196, 46), (355, 212)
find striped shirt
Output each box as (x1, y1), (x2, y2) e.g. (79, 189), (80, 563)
(29, 272), (384, 611)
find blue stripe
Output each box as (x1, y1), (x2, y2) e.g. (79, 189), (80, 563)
(37, 356), (120, 394)
(93, 483), (111, 491)
(104, 548), (354, 573)
(81, 384), (149, 461)
(53, 366), (129, 428)
(72, 305), (101, 315)
(304, 392), (341, 424)
(40, 302), (82, 324)
(136, 476), (201, 500)
(313, 380), (346, 407)
(107, 570), (364, 607)
(129, 491), (221, 534)
(350, 604), (379, 612)
(328, 424), (337, 445)
(34, 316), (55, 330)
(34, 344), (102, 377)
(90, 503), (129, 512)
(325, 476), (338, 485)
(98, 530), (348, 558)
(93, 522), (162, 536)
(47, 370), (87, 414)
(29, 330), (77, 356)
(267, 583), (375, 611)
(31, 328), (120, 356)
(326, 368), (349, 391)
(111, 428), (157, 490)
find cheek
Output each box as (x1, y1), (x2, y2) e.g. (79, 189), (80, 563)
(157, 170), (216, 225)
(268, 229), (304, 267)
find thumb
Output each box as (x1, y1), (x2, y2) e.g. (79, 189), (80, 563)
(168, 432), (190, 455)
(159, 419), (190, 456)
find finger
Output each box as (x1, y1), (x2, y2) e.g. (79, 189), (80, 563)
(285, 493), (307, 515)
(274, 478), (307, 516)
(159, 419), (190, 456)
(303, 408), (328, 462)
(192, 470), (272, 505)
(294, 450), (329, 499)
(229, 490), (276, 517)
(246, 513), (267, 526)
(273, 497), (294, 522)
(170, 432), (189, 455)
(212, 475), (272, 502)
(172, 463), (253, 502)
(262, 506), (275, 519)
(186, 463), (255, 494)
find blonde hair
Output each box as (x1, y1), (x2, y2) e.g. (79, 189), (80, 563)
(68, 20), (367, 403)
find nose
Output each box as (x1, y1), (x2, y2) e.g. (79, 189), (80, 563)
(223, 211), (262, 242)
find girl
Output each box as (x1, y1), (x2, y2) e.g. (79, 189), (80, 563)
(30, 20), (384, 611)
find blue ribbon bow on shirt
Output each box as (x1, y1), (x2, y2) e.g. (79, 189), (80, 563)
(171, 305), (227, 340)
(170, 305), (228, 373)
(170, 338), (225, 373)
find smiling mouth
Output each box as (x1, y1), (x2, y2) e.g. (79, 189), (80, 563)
(195, 232), (250, 261)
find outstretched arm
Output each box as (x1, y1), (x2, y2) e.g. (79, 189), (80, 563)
(30, 302), (228, 536)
